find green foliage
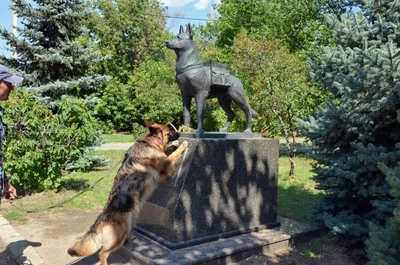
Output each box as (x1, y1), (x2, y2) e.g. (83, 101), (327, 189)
(301, 0), (400, 249)
(87, 0), (168, 81)
(94, 78), (139, 132)
(0, 0), (108, 103)
(366, 111), (400, 264)
(230, 31), (326, 136)
(366, 160), (400, 264)
(211, 0), (338, 54)
(95, 58), (182, 133)
(129, 58), (182, 126)
(86, 0), (180, 132)
(2, 90), (102, 193)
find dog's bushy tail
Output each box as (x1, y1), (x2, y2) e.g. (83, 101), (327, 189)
(68, 227), (102, 257)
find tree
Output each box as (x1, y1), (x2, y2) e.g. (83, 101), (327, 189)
(212, 0), (343, 54)
(94, 56), (182, 133)
(366, 128), (400, 264)
(87, 0), (168, 82)
(0, 0), (108, 105)
(231, 31), (325, 175)
(301, 0), (400, 249)
(84, 0), (174, 131)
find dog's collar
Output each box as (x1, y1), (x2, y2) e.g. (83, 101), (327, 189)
(177, 63), (204, 75)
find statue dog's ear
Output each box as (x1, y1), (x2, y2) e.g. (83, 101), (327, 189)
(179, 25), (184, 34)
(186, 23), (193, 39)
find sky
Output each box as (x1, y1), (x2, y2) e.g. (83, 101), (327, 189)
(0, 0), (220, 58)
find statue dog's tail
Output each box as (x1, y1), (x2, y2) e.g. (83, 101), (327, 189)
(251, 108), (258, 118)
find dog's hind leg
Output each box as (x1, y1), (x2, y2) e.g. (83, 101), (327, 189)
(126, 235), (137, 242)
(98, 223), (129, 265)
(228, 83), (254, 133)
(99, 249), (111, 265)
(218, 96), (235, 132)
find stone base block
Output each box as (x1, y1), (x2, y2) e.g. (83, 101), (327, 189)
(136, 133), (280, 249)
(118, 217), (321, 265)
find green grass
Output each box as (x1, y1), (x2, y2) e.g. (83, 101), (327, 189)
(2, 150), (126, 222)
(3, 151), (320, 224)
(102, 134), (136, 143)
(279, 142), (314, 148)
(277, 153), (322, 222)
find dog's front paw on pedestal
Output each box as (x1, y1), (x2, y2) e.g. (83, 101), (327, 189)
(180, 140), (189, 149)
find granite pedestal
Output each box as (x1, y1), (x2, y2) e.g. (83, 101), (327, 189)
(135, 132), (280, 250)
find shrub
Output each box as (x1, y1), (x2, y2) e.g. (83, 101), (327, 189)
(2, 90), (102, 193)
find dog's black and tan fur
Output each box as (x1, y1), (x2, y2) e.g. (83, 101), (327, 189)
(67, 121), (188, 265)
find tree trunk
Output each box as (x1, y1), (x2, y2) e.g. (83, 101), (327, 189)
(271, 109), (296, 176)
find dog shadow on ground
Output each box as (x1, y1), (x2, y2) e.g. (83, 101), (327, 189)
(68, 250), (122, 265)
(7, 239), (41, 265)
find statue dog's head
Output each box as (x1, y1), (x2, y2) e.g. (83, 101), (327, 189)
(166, 24), (194, 50)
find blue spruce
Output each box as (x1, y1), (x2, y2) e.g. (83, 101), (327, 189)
(301, 0), (400, 250)
(0, 0), (108, 105)
(366, 114), (400, 265)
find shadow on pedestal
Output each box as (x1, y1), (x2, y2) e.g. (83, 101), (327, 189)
(135, 132), (280, 250)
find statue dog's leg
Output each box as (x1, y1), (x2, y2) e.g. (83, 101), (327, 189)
(228, 86), (254, 133)
(194, 92), (208, 133)
(182, 94), (192, 127)
(218, 96), (235, 132)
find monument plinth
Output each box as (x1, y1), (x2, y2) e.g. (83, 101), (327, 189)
(135, 133), (280, 250)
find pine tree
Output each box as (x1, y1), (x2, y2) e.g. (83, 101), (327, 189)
(301, 0), (400, 249)
(366, 146), (400, 264)
(0, 0), (108, 105)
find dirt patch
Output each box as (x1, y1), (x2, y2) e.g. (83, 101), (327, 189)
(10, 208), (100, 265)
(232, 235), (366, 265)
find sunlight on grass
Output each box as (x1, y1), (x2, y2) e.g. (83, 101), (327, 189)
(3, 150), (320, 224)
(2, 150), (126, 222)
(277, 153), (322, 222)
(102, 134), (135, 143)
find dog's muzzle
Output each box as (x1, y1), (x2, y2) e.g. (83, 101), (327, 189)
(169, 131), (180, 141)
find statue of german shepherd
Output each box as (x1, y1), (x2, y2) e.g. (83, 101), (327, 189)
(67, 121), (188, 265)
(166, 24), (258, 133)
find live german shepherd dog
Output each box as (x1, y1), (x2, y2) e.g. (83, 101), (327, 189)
(67, 121), (188, 265)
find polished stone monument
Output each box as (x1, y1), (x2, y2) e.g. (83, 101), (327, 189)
(135, 133), (280, 250)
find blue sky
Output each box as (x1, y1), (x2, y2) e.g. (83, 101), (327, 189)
(0, 0), (219, 58)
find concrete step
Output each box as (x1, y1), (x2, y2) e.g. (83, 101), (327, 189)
(116, 216), (321, 265)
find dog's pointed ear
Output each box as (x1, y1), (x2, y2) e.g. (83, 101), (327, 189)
(186, 24), (193, 39)
(179, 25), (184, 34)
(144, 120), (154, 128)
(145, 120), (159, 135)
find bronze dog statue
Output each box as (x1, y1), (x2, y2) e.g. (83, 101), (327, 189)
(166, 24), (258, 133)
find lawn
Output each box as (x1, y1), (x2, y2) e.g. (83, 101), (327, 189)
(102, 134), (136, 143)
(2, 151), (320, 223)
(277, 153), (321, 221)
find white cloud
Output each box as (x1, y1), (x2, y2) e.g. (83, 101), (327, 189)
(214, 0), (221, 4)
(194, 0), (211, 10)
(158, 0), (196, 8)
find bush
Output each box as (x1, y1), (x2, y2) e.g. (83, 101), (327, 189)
(95, 58), (182, 132)
(2, 90), (102, 193)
